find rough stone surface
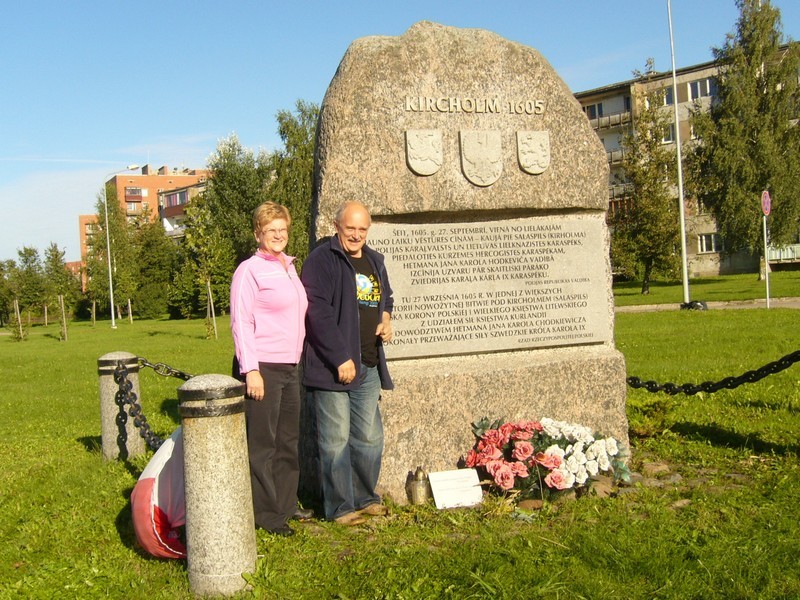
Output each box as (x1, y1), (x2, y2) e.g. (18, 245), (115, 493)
(313, 20), (607, 239)
(180, 374), (256, 596)
(98, 351), (145, 461)
(304, 21), (628, 506)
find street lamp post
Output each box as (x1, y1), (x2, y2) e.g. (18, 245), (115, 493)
(102, 164), (139, 328)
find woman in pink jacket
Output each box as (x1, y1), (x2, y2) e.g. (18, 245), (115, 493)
(230, 202), (309, 536)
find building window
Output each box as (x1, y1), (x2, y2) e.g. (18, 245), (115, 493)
(584, 102), (603, 120)
(125, 187), (143, 197)
(664, 87), (674, 106)
(698, 233), (722, 253)
(624, 95), (631, 112)
(126, 202), (137, 212)
(689, 77), (717, 100)
(661, 123), (676, 144)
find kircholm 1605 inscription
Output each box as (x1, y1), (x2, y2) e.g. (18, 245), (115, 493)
(368, 216), (611, 359)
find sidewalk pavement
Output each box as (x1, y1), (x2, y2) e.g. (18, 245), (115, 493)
(615, 296), (800, 313)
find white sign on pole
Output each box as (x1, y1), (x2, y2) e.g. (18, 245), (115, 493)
(762, 190), (771, 216)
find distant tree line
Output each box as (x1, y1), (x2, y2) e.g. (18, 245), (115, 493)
(1, 100), (318, 335)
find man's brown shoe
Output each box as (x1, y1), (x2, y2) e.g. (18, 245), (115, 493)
(333, 512), (366, 526)
(358, 503), (389, 517)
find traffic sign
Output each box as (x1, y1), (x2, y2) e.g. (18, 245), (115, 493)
(762, 190), (771, 216)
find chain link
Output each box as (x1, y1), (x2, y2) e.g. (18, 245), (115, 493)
(137, 357), (193, 381)
(114, 363), (164, 451)
(627, 350), (800, 396)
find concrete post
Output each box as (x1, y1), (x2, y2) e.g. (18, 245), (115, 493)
(98, 351), (146, 461)
(179, 374), (256, 597)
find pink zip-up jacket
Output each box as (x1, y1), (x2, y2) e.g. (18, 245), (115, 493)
(230, 250), (308, 375)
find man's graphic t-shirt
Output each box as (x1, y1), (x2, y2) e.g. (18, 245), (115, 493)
(348, 254), (381, 367)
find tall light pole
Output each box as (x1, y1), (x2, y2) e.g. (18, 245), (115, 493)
(102, 164), (139, 328)
(667, 0), (691, 307)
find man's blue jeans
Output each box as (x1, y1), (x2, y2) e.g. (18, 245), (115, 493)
(312, 364), (384, 520)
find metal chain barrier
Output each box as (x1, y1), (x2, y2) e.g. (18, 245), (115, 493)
(137, 357), (193, 381)
(113, 358), (194, 451)
(627, 349), (800, 396)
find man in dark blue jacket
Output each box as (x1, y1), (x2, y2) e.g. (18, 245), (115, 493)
(301, 201), (394, 526)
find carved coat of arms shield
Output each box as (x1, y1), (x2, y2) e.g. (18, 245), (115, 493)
(405, 130), (443, 176)
(459, 130), (502, 187)
(517, 130), (551, 175)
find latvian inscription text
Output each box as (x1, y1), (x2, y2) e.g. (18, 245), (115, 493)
(368, 216), (611, 359)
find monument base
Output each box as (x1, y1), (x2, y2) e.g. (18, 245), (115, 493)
(300, 346), (628, 506)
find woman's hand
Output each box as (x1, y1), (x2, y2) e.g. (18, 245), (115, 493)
(246, 370), (265, 401)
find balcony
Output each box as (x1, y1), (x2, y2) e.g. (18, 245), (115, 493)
(607, 149), (625, 165)
(768, 244), (800, 263)
(608, 183), (634, 200)
(588, 110), (631, 131)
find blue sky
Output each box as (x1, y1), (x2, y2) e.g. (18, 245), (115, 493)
(1, 0), (798, 262)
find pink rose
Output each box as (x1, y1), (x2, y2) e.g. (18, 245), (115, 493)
(534, 451), (562, 470)
(492, 463), (516, 490)
(465, 449), (479, 467)
(476, 444), (503, 466)
(544, 469), (570, 491)
(510, 461), (529, 479)
(482, 429), (507, 448)
(485, 459), (506, 476)
(511, 429), (534, 441)
(499, 423), (515, 443)
(511, 441), (534, 462)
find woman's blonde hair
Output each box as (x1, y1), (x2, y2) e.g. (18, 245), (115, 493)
(253, 202), (291, 232)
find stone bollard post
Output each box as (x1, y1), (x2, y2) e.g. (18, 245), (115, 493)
(178, 374), (256, 597)
(98, 351), (146, 461)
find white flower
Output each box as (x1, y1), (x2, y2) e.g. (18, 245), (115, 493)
(545, 444), (565, 459)
(562, 469), (576, 488)
(574, 465), (589, 485)
(598, 452), (611, 472)
(604, 437), (619, 457)
(575, 426), (595, 445)
(564, 455), (581, 473)
(585, 459), (599, 476)
(540, 418), (562, 439)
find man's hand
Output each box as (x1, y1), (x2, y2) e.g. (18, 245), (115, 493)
(337, 359), (357, 385)
(375, 312), (393, 342)
(245, 370), (264, 401)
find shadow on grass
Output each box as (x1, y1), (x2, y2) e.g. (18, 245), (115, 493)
(145, 328), (207, 340)
(670, 421), (800, 455)
(160, 398), (181, 425)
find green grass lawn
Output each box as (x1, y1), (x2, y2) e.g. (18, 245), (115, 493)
(612, 269), (800, 306)
(1, 306), (799, 599)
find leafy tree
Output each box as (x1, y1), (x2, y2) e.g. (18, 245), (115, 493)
(202, 134), (273, 265)
(42, 243), (80, 317)
(12, 247), (45, 313)
(689, 0), (800, 253)
(132, 217), (178, 318)
(0, 260), (15, 326)
(613, 63), (681, 294)
(266, 99), (319, 264)
(179, 194), (235, 319)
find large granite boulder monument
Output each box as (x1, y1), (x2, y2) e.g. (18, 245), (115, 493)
(305, 21), (628, 503)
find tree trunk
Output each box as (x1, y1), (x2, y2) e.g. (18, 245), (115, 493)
(44, 304), (48, 327)
(59, 295), (68, 342)
(207, 279), (218, 340)
(127, 299), (133, 324)
(91, 300), (96, 327)
(640, 264), (652, 295)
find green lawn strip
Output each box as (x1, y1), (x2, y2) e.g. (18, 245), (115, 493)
(612, 270), (800, 306)
(0, 309), (798, 598)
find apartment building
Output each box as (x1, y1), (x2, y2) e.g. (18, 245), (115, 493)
(158, 179), (208, 239)
(574, 60), (758, 277)
(78, 164), (209, 262)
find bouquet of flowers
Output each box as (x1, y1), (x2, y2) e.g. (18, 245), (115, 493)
(464, 416), (629, 500)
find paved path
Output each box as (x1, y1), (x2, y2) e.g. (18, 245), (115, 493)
(616, 296), (800, 313)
